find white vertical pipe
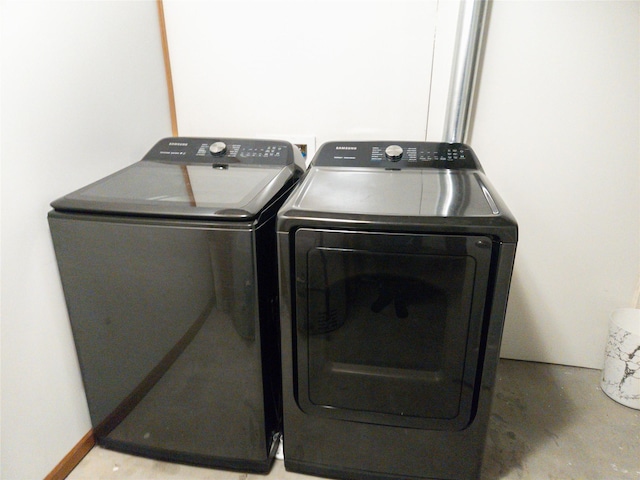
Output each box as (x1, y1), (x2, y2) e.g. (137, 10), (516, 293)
(443, 0), (488, 144)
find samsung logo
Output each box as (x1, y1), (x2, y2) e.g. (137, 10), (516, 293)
(168, 142), (188, 146)
(336, 146), (357, 150)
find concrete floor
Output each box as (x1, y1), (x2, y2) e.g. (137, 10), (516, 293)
(67, 359), (639, 480)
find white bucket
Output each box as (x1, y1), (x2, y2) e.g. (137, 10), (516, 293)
(601, 308), (640, 409)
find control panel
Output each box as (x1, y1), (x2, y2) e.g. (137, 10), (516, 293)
(313, 141), (480, 170)
(142, 137), (293, 166)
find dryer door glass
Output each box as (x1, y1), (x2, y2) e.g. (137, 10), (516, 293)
(294, 229), (493, 430)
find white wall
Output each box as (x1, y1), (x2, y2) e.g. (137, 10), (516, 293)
(0, 2), (171, 478)
(163, 0), (460, 146)
(164, 0), (640, 369)
(470, 0), (640, 368)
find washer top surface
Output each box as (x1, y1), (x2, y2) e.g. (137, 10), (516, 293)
(51, 137), (302, 220)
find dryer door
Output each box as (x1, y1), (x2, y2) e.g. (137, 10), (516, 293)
(293, 228), (493, 430)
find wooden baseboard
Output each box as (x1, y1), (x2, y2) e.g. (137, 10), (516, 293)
(44, 430), (95, 480)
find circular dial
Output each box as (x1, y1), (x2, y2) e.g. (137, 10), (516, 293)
(385, 144), (403, 161)
(209, 141), (227, 156)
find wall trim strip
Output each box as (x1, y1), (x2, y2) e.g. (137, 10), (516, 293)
(157, 0), (179, 136)
(44, 430), (95, 480)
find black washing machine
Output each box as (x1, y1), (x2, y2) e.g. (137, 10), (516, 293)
(277, 141), (517, 480)
(49, 137), (303, 472)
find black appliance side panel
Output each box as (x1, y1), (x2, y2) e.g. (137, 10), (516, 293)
(255, 211), (284, 453)
(48, 212), (275, 471)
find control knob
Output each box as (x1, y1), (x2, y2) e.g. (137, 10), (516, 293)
(385, 144), (403, 161)
(209, 141), (227, 156)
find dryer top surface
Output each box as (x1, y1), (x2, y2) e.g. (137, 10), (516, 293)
(293, 166), (499, 218)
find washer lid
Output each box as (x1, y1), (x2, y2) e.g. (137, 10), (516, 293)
(51, 137), (301, 220)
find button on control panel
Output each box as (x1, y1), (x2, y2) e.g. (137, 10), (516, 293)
(209, 141), (227, 156)
(384, 145), (403, 161)
(315, 141), (479, 170)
